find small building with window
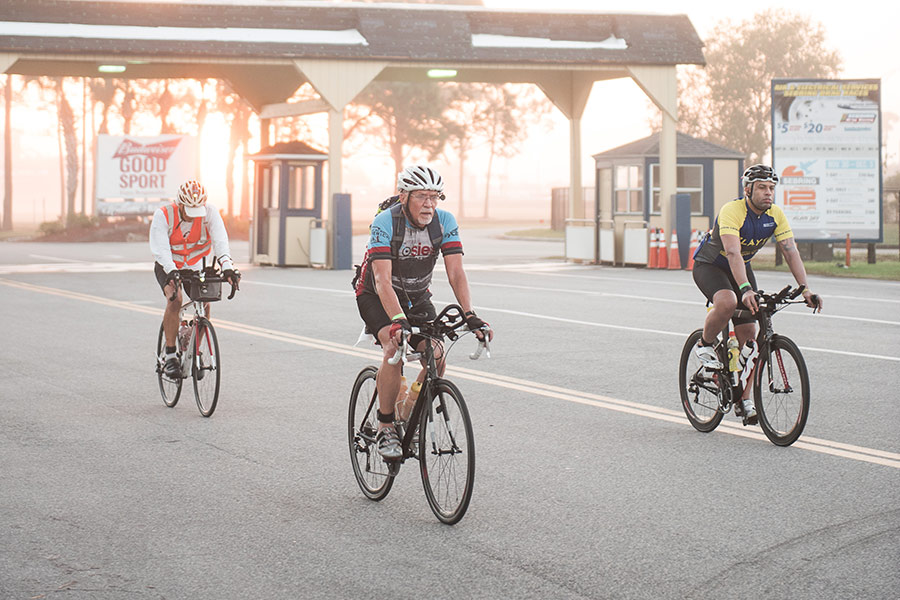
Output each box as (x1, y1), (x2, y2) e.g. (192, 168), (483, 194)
(248, 141), (327, 267)
(592, 132), (745, 263)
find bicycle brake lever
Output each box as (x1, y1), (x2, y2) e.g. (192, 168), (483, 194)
(387, 334), (408, 366)
(469, 333), (491, 360)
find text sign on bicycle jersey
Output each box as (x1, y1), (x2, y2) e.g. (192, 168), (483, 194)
(771, 79), (882, 242)
(96, 135), (197, 201)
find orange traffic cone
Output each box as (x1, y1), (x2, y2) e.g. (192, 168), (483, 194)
(668, 229), (681, 269)
(686, 229), (698, 271)
(657, 228), (668, 269)
(648, 228), (658, 268)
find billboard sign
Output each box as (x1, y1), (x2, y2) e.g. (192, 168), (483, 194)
(771, 79), (882, 242)
(96, 134), (197, 204)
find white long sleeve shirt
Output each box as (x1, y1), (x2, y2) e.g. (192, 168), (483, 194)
(149, 203), (234, 274)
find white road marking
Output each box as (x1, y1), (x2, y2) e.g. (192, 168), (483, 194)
(468, 282), (900, 326)
(0, 262), (150, 274)
(29, 254), (87, 263)
(3, 277), (898, 469)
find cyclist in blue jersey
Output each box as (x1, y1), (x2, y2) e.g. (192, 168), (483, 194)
(355, 165), (493, 458)
(691, 164), (823, 424)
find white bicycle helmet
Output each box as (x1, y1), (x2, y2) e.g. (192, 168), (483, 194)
(397, 165), (444, 193)
(177, 180), (208, 218)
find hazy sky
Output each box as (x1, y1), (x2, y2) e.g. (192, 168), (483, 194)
(5, 1), (899, 223)
(447, 0), (900, 219)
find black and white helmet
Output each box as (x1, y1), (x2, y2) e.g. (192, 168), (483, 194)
(742, 164), (779, 188)
(397, 165), (444, 193)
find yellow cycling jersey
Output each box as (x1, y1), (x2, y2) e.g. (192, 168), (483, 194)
(693, 198), (793, 267)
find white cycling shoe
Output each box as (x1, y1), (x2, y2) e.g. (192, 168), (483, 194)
(742, 398), (758, 425)
(694, 343), (723, 370)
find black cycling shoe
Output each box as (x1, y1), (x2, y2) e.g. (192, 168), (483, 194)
(163, 356), (182, 379)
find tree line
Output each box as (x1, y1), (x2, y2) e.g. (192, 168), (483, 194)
(3, 9), (877, 232)
(0, 75), (552, 230)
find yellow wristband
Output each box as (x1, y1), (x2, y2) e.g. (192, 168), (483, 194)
(391, 312), (406, 321)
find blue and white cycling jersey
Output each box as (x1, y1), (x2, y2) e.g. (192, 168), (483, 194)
(355, 206), (463, 301)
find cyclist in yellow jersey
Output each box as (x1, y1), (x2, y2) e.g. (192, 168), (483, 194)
(691, 164), (823, 423)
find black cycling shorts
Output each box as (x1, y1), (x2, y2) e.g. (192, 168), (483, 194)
(692, 261), (758, 326)
(357, 291), (436, 346)
(154, 262), (194, 299)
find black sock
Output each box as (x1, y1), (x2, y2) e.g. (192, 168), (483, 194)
(165, 345), (177, 355)
(699, 337), (714, 347)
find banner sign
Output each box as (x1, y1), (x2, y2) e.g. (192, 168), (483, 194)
(96, 134), (197, 201)
(771, 79), (882, 242)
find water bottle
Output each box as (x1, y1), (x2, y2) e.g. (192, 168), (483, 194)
(727, 333), (739, 385)
(395, 376), (409, 422)
(396, 379), (420, 422)
(738, 340), (759, 388)
(178, 320), (190, 354)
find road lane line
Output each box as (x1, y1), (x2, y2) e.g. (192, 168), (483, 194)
(3, 277), (898, 469)
(469, 282), (900, 326)
(29, 254), (86, 263)
(239, 281), (900, 358)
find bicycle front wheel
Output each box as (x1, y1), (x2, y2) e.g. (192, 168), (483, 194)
(348, 366), (394, 500)
(679, 329), (724, 432)
(192, 318), (220, 417)
(754, 335), (809, 446)
(156, 323), (182, 407)
(419, 379), (474, 525)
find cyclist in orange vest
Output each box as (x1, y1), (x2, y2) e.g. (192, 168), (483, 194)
(150, 180), (240, 378)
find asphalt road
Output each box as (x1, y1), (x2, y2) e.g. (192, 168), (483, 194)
(2, 232), (898, 599)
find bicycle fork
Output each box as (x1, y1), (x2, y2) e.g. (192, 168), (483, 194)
(428, 396), (463, 457)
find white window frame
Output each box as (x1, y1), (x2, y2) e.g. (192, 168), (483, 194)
(650, 163), (703, 215)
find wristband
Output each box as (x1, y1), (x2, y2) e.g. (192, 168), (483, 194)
(739, 282), (752, 293)
(391, 312), (406, 321)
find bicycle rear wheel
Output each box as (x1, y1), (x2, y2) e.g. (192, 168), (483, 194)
(679, 329), (724, 432)
(754, 335), (809, 446)
(419, 379), (474, 525)
(348, 366), (394, 500)
(156, 323), (182, 407)
(192, 318), (220, 417)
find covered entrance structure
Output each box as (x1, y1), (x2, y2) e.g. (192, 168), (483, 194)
(1, 0), (706, 267)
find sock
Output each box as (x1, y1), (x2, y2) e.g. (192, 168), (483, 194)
(165, 345), (177, 358)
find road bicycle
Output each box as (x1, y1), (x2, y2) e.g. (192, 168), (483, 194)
(679, 285), (817, 446)
(155, 264), (238, 417)
(348, 304), (490, 525)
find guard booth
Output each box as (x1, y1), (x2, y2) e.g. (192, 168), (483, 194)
(592, 132), (745, 266)
(248, 141), (327, 267)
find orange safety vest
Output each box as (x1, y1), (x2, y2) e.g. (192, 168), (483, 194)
(162, 203), (212, 268)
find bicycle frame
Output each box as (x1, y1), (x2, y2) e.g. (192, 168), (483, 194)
(707, 285), (806, 413)
(369, 304), (487, 463)
(175, 299), (208, 378)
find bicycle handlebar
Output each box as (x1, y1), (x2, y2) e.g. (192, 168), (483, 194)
(386, 303), (492, 365)
(733, 285), (816, 321)
(168, 268), (240, 302)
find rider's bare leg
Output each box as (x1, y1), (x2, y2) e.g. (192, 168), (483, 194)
(375, 325), (401, 427)
(702, 289), (737, 344)
(163, 282), (181, 348)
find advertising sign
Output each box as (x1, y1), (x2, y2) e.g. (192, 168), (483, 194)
(95, 135), (197, 214)
(771, 79), (882, 242)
